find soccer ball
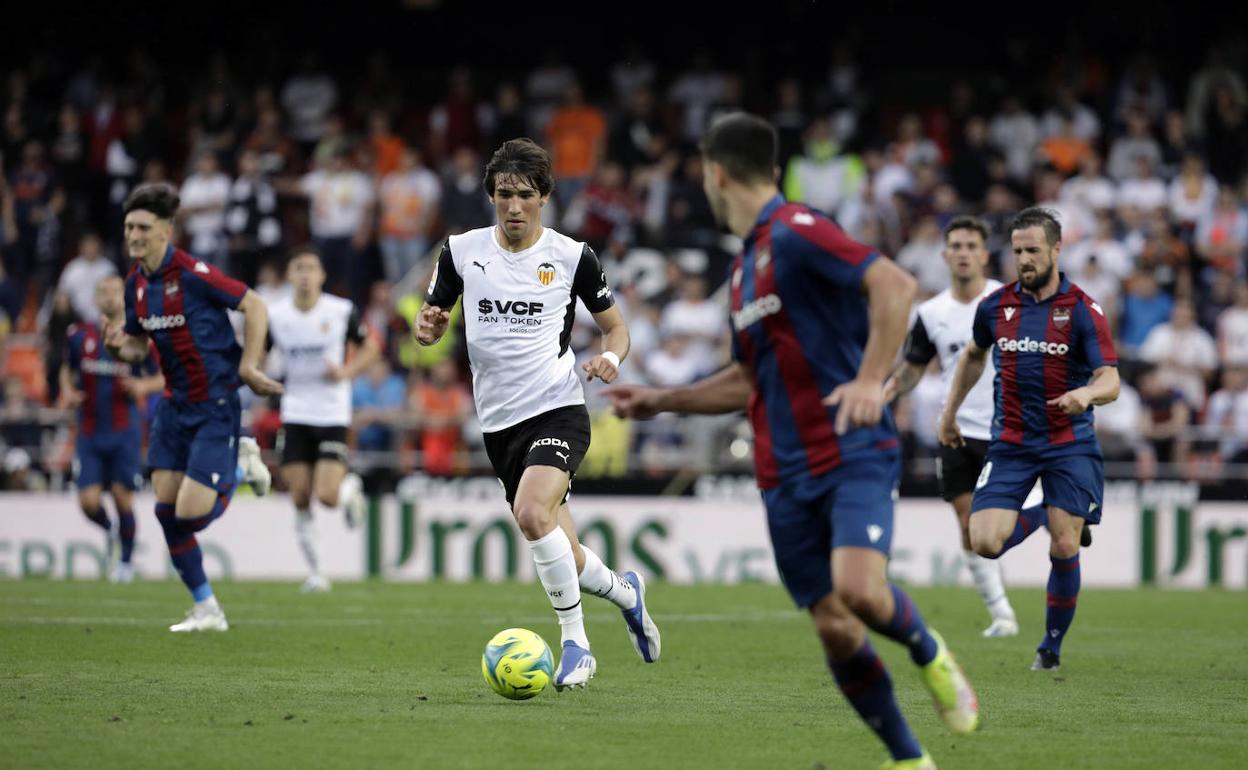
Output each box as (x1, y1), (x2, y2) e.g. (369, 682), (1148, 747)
(481, 628), (554, 700)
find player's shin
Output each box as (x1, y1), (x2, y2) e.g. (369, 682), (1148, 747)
(828, 640), (926, 762)
(1041, 554), (1080, 655)
(156, 502), (216, 606)
(577, 544), (637, 609)
(866, 584), (939, 666)
(116, 507), (136, 564)
(527, 527), (588, 648)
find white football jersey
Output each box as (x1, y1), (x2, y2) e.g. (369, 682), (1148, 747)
(904, 280), (1003, 442)
(267, 293), (368, 427)
(426, 226), (615, 432)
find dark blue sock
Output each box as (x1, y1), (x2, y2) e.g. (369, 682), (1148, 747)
(997, 505), (1047, 556)
(180, 466), (241, 532)
(1040, 554), (1080, 655)
(868, 584), (938, 666)
(828, 640), (924, 761)
(116, 508), (136, 563)
(155, 502), (212, 601)
(83, 506), (111, 533)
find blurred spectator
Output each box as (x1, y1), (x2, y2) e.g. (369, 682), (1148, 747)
(363, 281), (410, 370)
(41, 290), (75, 404)
(1185, 48), (1247, 140)
(297, 146), (374, 302)
(352, 358), (406, 458)
(950, 115), (995, 204)
(1107, 109), (1162, 182)
(609, 42), (657, 103)
(658, 273), (727, 379)
(1041, 85), (1101, 142)
(225, 148), (284, 287)
(1194, 185), (1248, 276)
(1094, 377), (1142, 463)
(667, 50), (727, 142)
(488, 83), (528, 151)
(644, 332), (703, 388)
(546, 81), (606, 209)
(663, 153), (717, 247)
(441, 147), (493, 235)
(1037, 110), (1093, 174)
(49, 104), (88, 230)
(243, 107), (297, 178)
(989, 95), (1040, 181)
(310, 114), (348, 169)
(1203, 366), (1248, 462)
(1075, 255), (1124, 324)
(189, 85), (236, 162)
(564, 162), (635, 253)
(7, 140), (64, 291)
(608, 86), (663, 174)
(897, 215), (948, 295)
(524, 52), (576, 137)
(1116, 156), (1167, 216)
(0, 259), (20, 334)
(252, 261), (291, 306)
(411, 359), (471, 476)
(378, 147), (440, 283)
(1137, 212), (1192, 297)
(783, 117), (865, 216)
(179, 151), (230, 266)
(1159, 111), (1194, 180)
(1119, 270), (1174, 357)
(56, 233), (115, 325)
(281, 54), (338, 156)
(1139, 299), (1218, 407)
(429, 68), (488, 165)
(1168, 154), (1218, 232)
(1203, 80), (1248, 186)
(1114, 56), (1169, 127)
(1137, 365), (1190, 466)
(1217, 280), (1248, 367)
(367, 110), (405, 177)
(771, 78), (807, 171)
(1066, 211), (1132, 282)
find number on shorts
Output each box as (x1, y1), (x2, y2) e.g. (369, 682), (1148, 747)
(975, 461), (993, 490)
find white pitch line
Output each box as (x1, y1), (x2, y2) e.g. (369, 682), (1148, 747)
(1, 611), (802, 627)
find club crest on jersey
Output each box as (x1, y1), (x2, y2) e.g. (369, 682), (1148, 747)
(1052, 306), (1071, 328)
(1003, 307), (1016, 321)
(537, 262), (556, 286)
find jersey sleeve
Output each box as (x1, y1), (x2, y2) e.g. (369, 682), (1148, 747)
(903, 313), (938, 366)
(786, 209), (880, 289)
(123, 277), (143, 336)
(345, 304), (369, 346)
(1075, 296), (1118, 369)
(972, 298), (995, 350)
(426, 241), (464, 308)
(184, 261), (248, 310)
(573, 244), (615, 313)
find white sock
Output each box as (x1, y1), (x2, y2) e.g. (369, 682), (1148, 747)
(579, 545), (637, 610)
(964, 550), (1014, 619)
(196, 595), (221, 613)
(295, 507), (319, 575)
(338, 473), (362, 510)
(528, 527), (588, 649)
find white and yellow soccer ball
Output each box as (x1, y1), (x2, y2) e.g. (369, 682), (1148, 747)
(481, 628), (554, 700)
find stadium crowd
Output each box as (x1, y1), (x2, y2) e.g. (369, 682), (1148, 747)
(3, 42), (1248, 490)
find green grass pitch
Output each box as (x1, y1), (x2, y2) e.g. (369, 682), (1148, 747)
(2, 580), (1245, 769)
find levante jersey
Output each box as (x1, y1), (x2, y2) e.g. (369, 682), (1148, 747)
(123, 246), (248, 403)
(65, 322), (156, 436)
(729, 195), (898, 491)
(971, 274), (1117, 454)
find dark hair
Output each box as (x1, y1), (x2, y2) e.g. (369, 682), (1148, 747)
(483, 138), (554, 197)
(288, 246), (323, 267)
(122, 183), (180, 220)
(943, 215), (990, 244)
(699, 112), (777, 184)
(1008, 206), (1062, 246)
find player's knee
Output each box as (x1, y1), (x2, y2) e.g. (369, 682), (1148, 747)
(512, 500), (554, 540)
(316, 491), (338, 509)
(969, 527), (1005, 558)
(811, 602), (862, 656)
(834, 582), (886, 620)
(1050, 530), (1081, 558)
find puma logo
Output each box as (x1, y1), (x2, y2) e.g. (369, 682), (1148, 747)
(472, 260), (490, 274)
(555, 451), (569, 463)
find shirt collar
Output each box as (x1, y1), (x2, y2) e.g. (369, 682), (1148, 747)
(1012, 272), (1070, 303)
(746, 194), (787, 245)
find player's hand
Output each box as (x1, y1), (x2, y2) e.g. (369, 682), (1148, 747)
(324, 364), (349, 383)
(415, 305), (450, 346)
(602, 384), (663, 420)
(822, 378), (885, 434)
(122, 379), (146, 399)
(881, 376), (900, 404)
(62, 388), (84, 408)
(102, 319), (127, 352)
(1048, 388), (1092, 416)
(240, 364), (284, 396)
(937, 410), (965, 448)
(582, 354), (619, 383)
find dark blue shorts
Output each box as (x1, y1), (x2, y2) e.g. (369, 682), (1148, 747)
(970, 447), (1104, 524)
(762, 455), (900, 609)
(74, 429), (142, 490)
(147, 394), (241, 495)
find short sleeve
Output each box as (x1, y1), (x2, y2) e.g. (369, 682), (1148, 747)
(184, 259), (248, 310)
(972, 299), (995, 350)
(1075, 296), (1118, 369)
(573, 244), (615, 313)
(123, 279), (142, 336)
(784, 207), (879, 289)
(426, 242), (464, 308)
(903, 314), (938, 366)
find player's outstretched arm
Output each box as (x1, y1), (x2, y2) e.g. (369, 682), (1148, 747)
(1048, 365), (1120, 416)
(583, 306), (630, 384)
(938, 342), (988, 447)
(237, 290), (284, 396)
(604, 362), (752, 420)
(102, 320), (150, 364)
(823, 258), (916, 434)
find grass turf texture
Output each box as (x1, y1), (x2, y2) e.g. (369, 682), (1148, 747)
(2, 581), (1245, 769)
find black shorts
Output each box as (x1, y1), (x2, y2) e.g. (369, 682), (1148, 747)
(483, 405), (591, 508)
(278, 423), (349, 466)
(936, 438), (990, 502)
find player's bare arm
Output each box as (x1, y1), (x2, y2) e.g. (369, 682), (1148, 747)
(125, 372), (166, 399)
(326, 332), (382, 383)
(237, 290), (284, 396)
(58, 363), (83, 408)
(882, 361), (926, 403)
(938, 340), (989, 447)
(823, 257), (916, 434)
(102, 320), (151, 364)
(582, 305), (629, 384)
(604, 362), (752, 420)
(415, 304), (451, 346)
(1048, 365), (1119, 416)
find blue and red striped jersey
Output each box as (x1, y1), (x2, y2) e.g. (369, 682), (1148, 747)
(65, 322), (156, 436)
(971, 275), (1117, 452)
(123, 246), (247, 403)
(729, 195), (898, 491)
